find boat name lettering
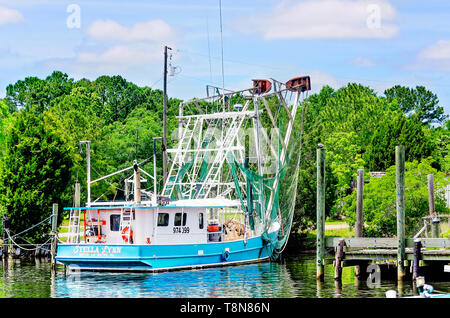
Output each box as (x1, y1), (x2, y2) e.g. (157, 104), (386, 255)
(73, 246), (122, 255)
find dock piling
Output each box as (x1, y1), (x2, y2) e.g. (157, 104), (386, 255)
(50, 203), (58, 269)
(354, 169), (364, 277)
(334, 239), (345, 281)
(427, 174), (440, 238)
(323, 145), (450, 285)
(396, 145), (406, 280)
(412, 238), (421, 280)
(355, 169), (364, 238)
(1, 215), (8, 263)
(316, 144), (326, 280)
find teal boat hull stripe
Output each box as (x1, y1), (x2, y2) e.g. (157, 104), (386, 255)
(56, 236), (272, 271)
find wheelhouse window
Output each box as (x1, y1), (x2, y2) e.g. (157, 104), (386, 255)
(199, 213), (204, 229)
(158, 213), (169, 226)
(110, 214), (121, 231)
(174, 213), (187, 226)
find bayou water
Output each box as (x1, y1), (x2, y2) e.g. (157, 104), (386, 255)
(0, 255), (449, 298)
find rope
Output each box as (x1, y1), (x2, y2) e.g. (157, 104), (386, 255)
(4, 229), (52, 252)
(1, 212), (58, 252)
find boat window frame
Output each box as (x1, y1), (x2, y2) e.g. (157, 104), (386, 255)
(199, 212), (204, 229)
(157, 213), (170, 227)
(174, 212), (187, 227)
(110, 214), (121, 232)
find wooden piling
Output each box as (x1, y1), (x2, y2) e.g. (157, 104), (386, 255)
(316, 144), (326, 280)
(334, 239), (345, 281)
(50, 203), (58, 269)
(427, 174), (440, 238)
(354, 169), (364, 278)
(396, 145), (406, 280)
(412, 239), (421, 280)
(355, 169), (364, 237)
(1, 215), (8, 262)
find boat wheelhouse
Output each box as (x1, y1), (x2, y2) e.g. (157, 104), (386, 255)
(56, 76), (310, 271)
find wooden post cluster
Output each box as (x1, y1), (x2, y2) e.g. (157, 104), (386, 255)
(316, 144), (326, 280)
(396, 145), (406, 280)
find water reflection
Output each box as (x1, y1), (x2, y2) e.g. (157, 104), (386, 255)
(56, 262), (299, 298)
(0, 255), (448, 298)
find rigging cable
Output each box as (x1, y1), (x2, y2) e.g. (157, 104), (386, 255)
(219, 0), (225, 112)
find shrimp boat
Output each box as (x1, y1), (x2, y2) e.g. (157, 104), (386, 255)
(55, 76), (311, 271)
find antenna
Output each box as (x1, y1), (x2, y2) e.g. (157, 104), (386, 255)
(219, 0), (225, 112)
(206, 14), (213, 83)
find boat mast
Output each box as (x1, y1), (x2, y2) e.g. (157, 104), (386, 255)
(163, 45), (172, 185)
(80, 140), (91, 207)
(219, 0), (225, 196)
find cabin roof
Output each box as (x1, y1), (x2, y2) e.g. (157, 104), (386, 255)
(63, 198), (241, 210)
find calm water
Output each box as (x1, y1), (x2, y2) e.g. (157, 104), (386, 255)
(0, 255), (449, 298)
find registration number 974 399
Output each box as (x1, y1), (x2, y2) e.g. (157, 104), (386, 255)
(173, 226), (190, 234)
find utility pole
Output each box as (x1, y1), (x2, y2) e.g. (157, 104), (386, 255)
(163, 45), (172, 185)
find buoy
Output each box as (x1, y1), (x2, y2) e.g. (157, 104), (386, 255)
(121, 226), (134, 243)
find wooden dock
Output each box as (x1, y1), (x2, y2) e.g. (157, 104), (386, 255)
(326, 237), (450, 265)
(315, 145), (450, 282)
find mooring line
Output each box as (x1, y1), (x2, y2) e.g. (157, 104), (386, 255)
(4, 229), (52, 251)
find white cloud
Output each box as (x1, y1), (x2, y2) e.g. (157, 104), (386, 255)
(419, 40), (450, 60)
(86, 19), (173, 42)
(349, 56), (376, 67)
(236, 0), (398, 40)
(0, 6), (24, 25)
(76, 43), (162, 69)
(64, 18), (176, 72)
(407, 40), (450, 71)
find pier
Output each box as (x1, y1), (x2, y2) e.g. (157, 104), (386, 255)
(315, 145), (450, 282)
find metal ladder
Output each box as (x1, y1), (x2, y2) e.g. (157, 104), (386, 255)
(67, 208), (81, 243)
(162, 117), (201, 198)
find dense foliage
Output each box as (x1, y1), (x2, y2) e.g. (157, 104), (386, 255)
(0, 71), (448, 242)
(0, 71), (182, 241)
(293, 83), (449, 235)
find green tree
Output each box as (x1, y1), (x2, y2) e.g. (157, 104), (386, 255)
(364, 114), (433, 171)
(293, 84), (398, 230)
(5, 71), (73, 113)
(0, 109), (73, 241)
(0, 99), (11, 155)
(342, 157), (449, 237)
(324, 131), (365, 217)
(384, 85), (447, 125)
(427, 120), (450, 171)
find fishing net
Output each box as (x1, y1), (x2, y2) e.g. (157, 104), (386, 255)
(165, 83), (308, 258)
(226, 93), (306, 259)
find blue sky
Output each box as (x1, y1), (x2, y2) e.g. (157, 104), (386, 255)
(0, 0), (449, 116)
